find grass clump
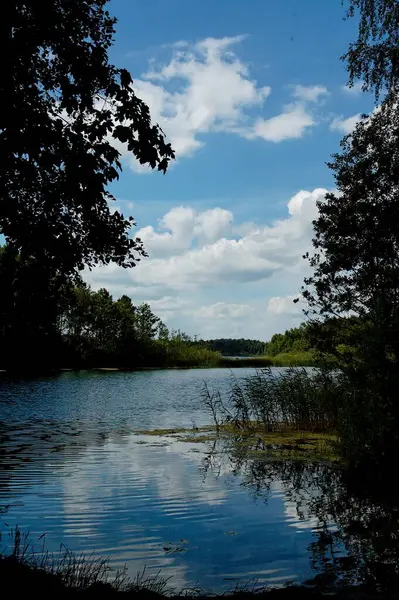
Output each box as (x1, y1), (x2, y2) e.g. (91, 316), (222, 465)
(0, 527), (171, 595)
(271, 352), (315, 366)
(218, 356), (274, 368)
(202, 367), (341, 435)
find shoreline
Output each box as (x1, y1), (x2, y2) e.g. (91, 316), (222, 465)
(0, 359), (316, 375)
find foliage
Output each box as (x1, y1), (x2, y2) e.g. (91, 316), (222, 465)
(159, 330), (221, 367)
(302, 98), (399, 463)
(270, 351), (315, 367)
(303, 101), (399, 327)
(1, 0), (174, 276)
(300, 0), (399, 465)
(204, 338), (265, 356)
(343, 0), (399, 99)
(263, 323), (310, 356)
(0, 247), (220, 370)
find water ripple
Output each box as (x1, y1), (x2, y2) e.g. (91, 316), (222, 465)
(0, 370), (338, 591)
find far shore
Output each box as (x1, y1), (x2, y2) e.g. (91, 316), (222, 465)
(0, 353), (316, 375)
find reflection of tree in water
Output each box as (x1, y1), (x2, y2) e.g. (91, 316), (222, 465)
(201, 436), (399, 593)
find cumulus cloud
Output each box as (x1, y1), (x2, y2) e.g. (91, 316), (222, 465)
(330, 113), (362, 134)
(291, 84), (329, 103)
(85, 188), (330, 337)
(136, 206), (233, 258)
(267, 295), (302, 316)
(341, 81), (364, 95)
(129, 36), (270, 163)
(252, 105), (315, 142)
(89, 188), (326, 294)
(195, 302), (254, 319)
(247, 84), (329, 143)
(112, 37), (331, 168)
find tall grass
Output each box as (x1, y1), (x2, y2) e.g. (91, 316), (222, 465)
(202, 367), (345, 434)
(271, 351), (315, 366)
(163, 343), (221, 367)
(0, 527), (170, 594)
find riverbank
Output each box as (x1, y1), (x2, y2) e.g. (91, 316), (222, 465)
(1, 554), (397, 598)
(0, 353), (316, 375)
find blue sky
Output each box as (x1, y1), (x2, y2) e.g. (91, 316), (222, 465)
(86, 0), (373, 340)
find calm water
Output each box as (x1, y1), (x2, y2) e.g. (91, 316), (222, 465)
(0, 369), (398, 592)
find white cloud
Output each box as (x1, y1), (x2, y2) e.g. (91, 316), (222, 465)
(252, 105), (315, 142)
(196, 302), (254, 319)
(129, 36), (270, 163)
(85, 188), (329, 338)
(341, 81), (364, 95)
(113, 37), (330, 168)
(330, 113), (362, 134)
(291, 84), (329, 103)
(136, 206), (233, 258)
(88, 188), (326, 296)
(267, 295), (301, 316)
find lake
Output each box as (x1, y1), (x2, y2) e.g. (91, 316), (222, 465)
(1, 369), (398, 593)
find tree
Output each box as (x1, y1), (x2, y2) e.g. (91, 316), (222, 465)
(134, 303), (160, 341)
(0, 244), (74, 369)
(299, 1), (399, 463)
(303, 99), (399, 383)
(343, 0), (399, 99)
(157, 321), (170, 342)
(1, 0), (174, 275)
(303, 101), (399, 321)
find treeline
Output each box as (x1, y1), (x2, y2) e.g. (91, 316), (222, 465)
(263, 323), (309, 356)
(205, 338), (265, 356)
(0, 246), (218, 371)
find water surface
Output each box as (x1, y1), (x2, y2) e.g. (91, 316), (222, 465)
(0, 370), (397, 592)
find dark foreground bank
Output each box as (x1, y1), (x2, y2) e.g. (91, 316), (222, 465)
(2, 556), (399, 598)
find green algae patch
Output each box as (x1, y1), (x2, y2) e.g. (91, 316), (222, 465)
(136, 425), (214, 437)
(137, 423), (340, 462)
(222, 428), (340, 463)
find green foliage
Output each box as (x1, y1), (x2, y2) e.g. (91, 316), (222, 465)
(271, 351), (315, 367)
(1, 0), (174, 276)
(159, 330), (221, 367)
(263, 323), (310, 356)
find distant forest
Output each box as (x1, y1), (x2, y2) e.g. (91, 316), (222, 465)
(205, 324), (310, 357)
(204, 338), (265, 356)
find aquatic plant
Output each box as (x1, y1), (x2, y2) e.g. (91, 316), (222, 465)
(203, 367), (343, 434)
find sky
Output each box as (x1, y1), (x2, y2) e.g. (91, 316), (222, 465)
(85, 0), (373, 341)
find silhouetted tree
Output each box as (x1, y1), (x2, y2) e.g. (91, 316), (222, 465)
(343, 0), (399, 99)
(1, 0), (174, 276)
(301, 1), (399, 463)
